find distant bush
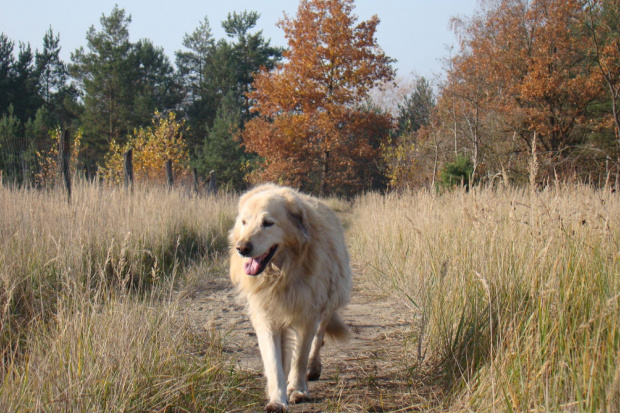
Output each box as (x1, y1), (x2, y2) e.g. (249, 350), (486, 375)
(439, 155), (474, 189)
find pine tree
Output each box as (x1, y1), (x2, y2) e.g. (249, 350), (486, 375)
(397, 77), (435, 136)
(132, 39), (181, 124)
(0, 105), (24, 183)
(0, 35), (16, 116)
(35, 28), (76, 126)
(70, 6), (178, 170)
(176, 11), (281, 186)
(175, 17), (218, 154)
(70, 6), (136, 168)
(11, 42), (41, 122)
(222, 11), (283, 120)
(36, 28), (66, 108)
(199, 91), (248, 188)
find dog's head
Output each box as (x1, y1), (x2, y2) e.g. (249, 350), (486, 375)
(230, 185), (309, 277)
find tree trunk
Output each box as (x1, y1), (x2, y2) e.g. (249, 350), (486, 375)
(320, 150), (329, 197)
(432, 131), (438, 189)
(471, 106), (479, 185)
(454, 120), (458, 157)
(616, 154), (620, 191)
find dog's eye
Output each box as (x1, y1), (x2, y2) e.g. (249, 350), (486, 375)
(263, 220), (274, 228)
(241, 219), (247, 226)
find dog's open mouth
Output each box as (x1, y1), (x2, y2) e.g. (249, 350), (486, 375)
(244, 245), (278, 276)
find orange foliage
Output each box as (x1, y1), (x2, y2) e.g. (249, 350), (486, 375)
(243, 0), (394, 195)
(444, 0), (601, 161)
(103, 111), (190, 185)
(583, 0), (620, 161)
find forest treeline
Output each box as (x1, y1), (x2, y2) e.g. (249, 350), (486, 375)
(392, 0), (620, 189)
(0, 6), (281, 190)
(1, 0), (620, 194)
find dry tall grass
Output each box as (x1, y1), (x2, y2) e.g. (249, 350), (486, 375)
(348, 184), (620, 411)
(0, 182), (247, 412)
(2, 181), (618, 412)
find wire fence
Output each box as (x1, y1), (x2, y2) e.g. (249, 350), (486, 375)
(0, 129), (218, 201)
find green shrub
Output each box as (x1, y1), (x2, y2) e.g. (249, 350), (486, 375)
(439, 155), (474, 189)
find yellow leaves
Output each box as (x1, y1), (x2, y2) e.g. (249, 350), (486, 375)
(102, 111), (190, 185)
(381, 135), (417, 189)
(35, 128), (83, 187)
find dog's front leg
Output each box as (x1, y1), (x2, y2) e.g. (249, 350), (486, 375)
(255, 325), (288, 412)
(287, 321), (318, 404)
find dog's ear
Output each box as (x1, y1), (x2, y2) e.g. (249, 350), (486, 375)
(286, 196), (310, 243)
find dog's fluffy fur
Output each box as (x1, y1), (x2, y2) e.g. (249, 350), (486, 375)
(229, 184), (352, 412)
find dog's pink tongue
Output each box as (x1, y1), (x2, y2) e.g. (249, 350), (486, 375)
(244, 258), (261, 276)
(244, 250), (270, 276)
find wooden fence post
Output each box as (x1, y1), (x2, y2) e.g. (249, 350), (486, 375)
(207, 170), (217, 195)
(192, 168), (199, 194)
(123, 148), (134, 191)
(58, 129), (71, 203)
(165, 159), (174, 188)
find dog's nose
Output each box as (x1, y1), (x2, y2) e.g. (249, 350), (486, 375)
(236, 242), (253, 257)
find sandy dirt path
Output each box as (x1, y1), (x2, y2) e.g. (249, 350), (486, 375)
(180, 273), (437, 412)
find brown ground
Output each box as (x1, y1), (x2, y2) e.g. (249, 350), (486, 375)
(180, 274), (441, 412)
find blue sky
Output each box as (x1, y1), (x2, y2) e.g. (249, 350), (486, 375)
(0, 0), (479, 80)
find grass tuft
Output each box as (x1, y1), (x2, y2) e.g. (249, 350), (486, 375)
(2, 181), (618, 411)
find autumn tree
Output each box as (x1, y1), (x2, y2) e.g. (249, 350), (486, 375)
(513, 0), (599, 163)
(243, 0), (395, 196)
(439, 0), (601, 182)
(582, 0), (620, 184)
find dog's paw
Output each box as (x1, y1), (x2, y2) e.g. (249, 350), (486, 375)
(307, 359), (321, 381)
(288, 390), (310, 404)
(264, 401), (287, 412)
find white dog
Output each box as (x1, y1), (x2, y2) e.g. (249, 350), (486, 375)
(229, 184), (352, 412)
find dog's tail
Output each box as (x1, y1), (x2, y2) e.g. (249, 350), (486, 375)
(325, 312), (350, 342)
